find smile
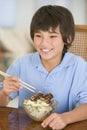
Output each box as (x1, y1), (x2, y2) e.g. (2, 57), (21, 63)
(41, 49), (52, 52)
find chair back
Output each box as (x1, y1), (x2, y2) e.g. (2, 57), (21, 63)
(69, 25), (87, 60)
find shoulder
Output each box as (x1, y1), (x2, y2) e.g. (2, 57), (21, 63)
(6, 52), (39, 75)
(12, 52), (39, 65)
(18, 52), (38, 61)
(63, 52), (87, 67)
(65, 52), (87, 75)
(61, 52), (87, 76)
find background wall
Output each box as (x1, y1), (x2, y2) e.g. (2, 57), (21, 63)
(16, 0), (36, 29)
(0, 0), (86, 29)
(72, 0), (86, 25)
(15, 0), (87, 29)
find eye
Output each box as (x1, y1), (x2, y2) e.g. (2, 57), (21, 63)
(34, 34), (41, 37)
(50, 35), (57, 38)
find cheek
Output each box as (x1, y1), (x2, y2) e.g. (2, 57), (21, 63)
(33, 39), (40, 48)
(58, 44), (64, 51)
(54, 40), (64, 51)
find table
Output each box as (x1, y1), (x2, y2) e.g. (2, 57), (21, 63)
(0, 107), (87, 130)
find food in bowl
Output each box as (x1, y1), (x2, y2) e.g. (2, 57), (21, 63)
(23, 92), (58, 121)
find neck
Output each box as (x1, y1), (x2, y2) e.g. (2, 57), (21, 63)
(41, 56), (62, 72)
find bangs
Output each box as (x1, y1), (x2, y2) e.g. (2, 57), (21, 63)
(30, 6), (59, 39)
(33, 14), (58, 31)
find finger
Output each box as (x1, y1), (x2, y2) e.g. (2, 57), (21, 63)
(52, 122), (66, 130)
(3, 80), (22, 94)
(49, 119), (57, 129)
(6, 84), (21, 90)
(3, 77), (21, 87)
(8, 81), (21, 87)
(5, 76), (20, 82)
(6, 86), (21, 92)
(3, 83), (21, 95)
(4, 81), (21, 90)
(49, 121), (61, 130)
(49, 116), (67, 130)
(41, 113), (56, 128)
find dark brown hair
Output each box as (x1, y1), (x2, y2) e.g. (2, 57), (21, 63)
(30, 5), (75, 53)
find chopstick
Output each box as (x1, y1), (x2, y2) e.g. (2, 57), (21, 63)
(0, 70), (36, 93)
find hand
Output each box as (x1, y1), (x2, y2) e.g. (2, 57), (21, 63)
(2, 76), (21, 96)
(41, 113), (68, 130)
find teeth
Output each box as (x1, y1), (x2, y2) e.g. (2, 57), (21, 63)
(42, 49), (50, 52)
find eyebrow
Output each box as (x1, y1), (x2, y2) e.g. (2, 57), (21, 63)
(35, 30), (60, 34)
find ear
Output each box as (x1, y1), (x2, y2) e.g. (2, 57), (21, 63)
(67, 35), (72, 44)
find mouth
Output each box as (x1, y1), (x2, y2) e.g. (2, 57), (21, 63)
(41, 48), (53, 53)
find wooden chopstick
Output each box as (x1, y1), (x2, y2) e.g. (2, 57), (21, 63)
(0, 70), (36, 93)
(19, 80), (35, 92)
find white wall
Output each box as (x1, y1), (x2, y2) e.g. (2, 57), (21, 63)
(15, 0), (87, 28)
(0, 0), (16, 27)
(0, 0), (87, 28)
(72, 0), (86, 25)
(16, 0), (36, 29)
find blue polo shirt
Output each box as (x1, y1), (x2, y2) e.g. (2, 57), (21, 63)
(5, 52), (87, 113)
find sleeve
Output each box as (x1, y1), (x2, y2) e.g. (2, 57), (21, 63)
(75, 80), (87, 106)
(72, 59), (87, 106)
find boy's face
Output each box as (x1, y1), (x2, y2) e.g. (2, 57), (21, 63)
(33, 27), (64, 62)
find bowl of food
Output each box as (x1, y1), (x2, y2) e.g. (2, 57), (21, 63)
(23, 92), (58, 121)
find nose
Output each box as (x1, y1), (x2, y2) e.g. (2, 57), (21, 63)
(40, 36), (49, 46)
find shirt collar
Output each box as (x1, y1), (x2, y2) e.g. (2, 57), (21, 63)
(33, 52), (76, 72)
(59, 52), (76, 68)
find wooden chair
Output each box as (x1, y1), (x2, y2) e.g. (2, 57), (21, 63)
(69, 25), (87, 61)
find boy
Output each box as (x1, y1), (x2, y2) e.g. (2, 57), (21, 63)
(0, 5), (87, 129)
